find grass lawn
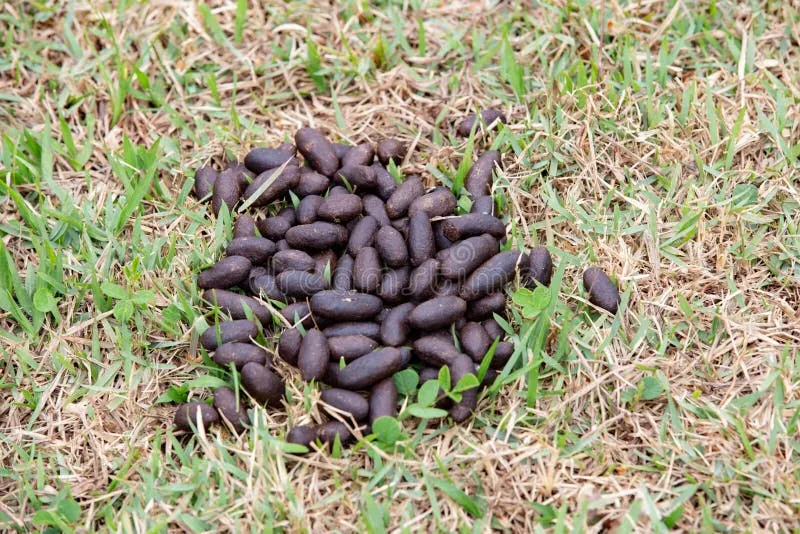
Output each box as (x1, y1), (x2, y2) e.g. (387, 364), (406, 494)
(1, 0), (799, 531)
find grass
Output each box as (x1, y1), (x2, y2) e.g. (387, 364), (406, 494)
(1, 0), (799, 531)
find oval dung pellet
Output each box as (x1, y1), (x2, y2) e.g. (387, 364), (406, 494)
(385, 175), (423, 219)
(276, 270), (328, 297)
(353, 247), (382, 294)
(277, 327), (302, 366)
(333, 143), (351, 160)
(285, 222), (348, 250)
(321, 389), (369, 421)
(272, 249), (316, 273)
(328, 185), (348, 197)
(234, 214), (257, 238)
(408, 296), (467, 331)
(439, 234), (498, 280)
(211, 168), (243, 215)
(250, 273), (283, 300)
(287, 425), (317, 448)
(322, 321), (381, 340)
(317, 193), (363, 223)
(243, 165), (300, 207)
(419, 367), (441, 384)
(198, 256), (252, 290)
(362, 195), (391, 226)
(193, 166), (218, 200)
(202, 289), (272, 324)
(213, 342), (268, 369)
(436, 278), (461, 298)
(408, 258), (439, 301)
(280, 302), (313, 328)
(341, 142), (375, 168)
(409, 187), (457, 218)
(226, 237), (276, 264)
(407, 211), (435, 267)
(336, 347), (405, 390)
(464, 150), (501, 198)
(310, 290), (383, 322)
(460, 322), (491, 363)
(347, 216), (378, 256)
(466, 292), (506, 321)
(369, 378), (398, 425)
(244, 145), (296, 174)
(313, 249), (338, 276)
(380, 302), (415, 347)
(257, 216), (292, 241)
(376, 138), (406, 166)
(391, 217), (409, 239)
(374, 226), (408, 268)
(241, 363), (284, 406)
(583, 267), (619, 314)
(526, 247), (553, 287)
(296, 195), (323, 224)
(371, 163), (398, 200)
(278, 206), (296, 226)
(225, 160), (255, 188)
(335, 165), (377, 191)
(441, 213), (506, 241)
(174, 402), (219, 432)
(296, 167), (331, 197)
(213, 386), (248, 433)
(200, 319), (258, 350)
(433, 221), (453, 251)
(332, 253), (354, 291)
(470, 195), (496, 216)
(459, 251), (523, 301)
(457, 109), (507, 137)
(295, 127), (339, 177)
(276, 239), (290, 251)
(412, 335), (462, 367)
(378, 266), (410, 304)
(298, 329), (329, 381)
(482, 318), (504, 340)
(316, 420), (353, 445)
(490, 341), (514, 369)
(328, 335), (378, 362)
(448, 354), (478, 422)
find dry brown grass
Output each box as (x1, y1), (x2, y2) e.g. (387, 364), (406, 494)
(1, 0), (799, 532)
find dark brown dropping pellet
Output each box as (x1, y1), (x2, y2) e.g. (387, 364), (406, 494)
(203, 289), (272, 324)
(385, 175), (424, 219)
(278, 327), (302, 366)
(276, 270), (328, 297)
(526, 247), (553, 287)
(328, 334), (378, 362)
(226, 236), (277, 264)
(276, 239), (290, 252)
(376, 138), (406, 166)
(332, 253), (355, 291)
(460, 322), (491, 363)
(250, 273), (283, 300)
(200, 319), (258, 350)
(371, 163), (398, 200)
(333, 143), (351, 160)
(378, 266), (410, 304)
(391, 217), (410, 239)
(213, 386), (249, 433)
(211, 168), (243, 215)
(198, 256), (252, 290)
(310, 290), (383, 321)
(313, 249), (338, 276)
(295, 127), (339, 177)
(433, 221), (453, 251)
(448, 354), (478, 422)
(317, 193), (363, 223)
(362, 195), (391, 226)
(174, 402), (219, 432)
(470, 195), (496, 216)
(412, 335), (462, 367)
(457, 109), (507, 137)
(193, 166), (218, 200)
(272, 249), (316, 273)
(298, 329), (329, 381)
(408, 296), (467, 330)
(369, 378), (398, 425)
(241, 362), (284, 406)
(408, 259), (439, 301)
(287, 425), (317, 448)
(328, 185), (348, 197)
(321, 389), (369, 421)
(243, 165), (300, 207)
(376, 307), (392, 323)
(316, 420), (353, 444)
(248, 265), (267, 284)
(224, 160), (255, 188)
(380, 302), (415, 347)
(296, 195), (323, 224)
(409, 187), (457, 218)
(464, 150), (501, 198)
(480, 368), (499, 388)
(244, 145), (296, 174)
(466, 292), (506, 321)
(336, 164), (377, 191)
(353, 247), (382, 294)
(482, 318), (504, 340)
(441, 213), (506, 241)
(439, 234), (499, 280)
(278, 205), (296, 223)
(374, 226), (408, 268)
(285, 222), (348, 250)
(459, 251), (523, 301)
(336, 347), (405, 390)
(234, 214), (257, 238)
(257, 216), (292, 241)
(435, 278), (461, 298)
(419, 367), (441, 383)
(323, 321), (381, 340)
(213, 342), (269, 369)
(345, 217), (359, 233)
(407, 211), (435, 267)
(296, 167), (331, 197)
(348, 216), (379, 256)
(490, 341), (514, 369)
(280, 302), (313, 328)
(583, 267), (619, 314)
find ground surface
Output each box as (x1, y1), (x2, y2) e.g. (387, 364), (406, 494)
(1, 0), (799, 532)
